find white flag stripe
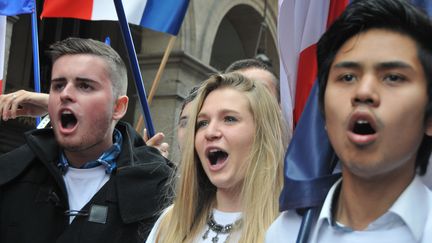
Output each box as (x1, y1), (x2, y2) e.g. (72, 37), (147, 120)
(92, 0), (147, 24)
(278, 0), (330, 128)
(280, 61), (293, 131)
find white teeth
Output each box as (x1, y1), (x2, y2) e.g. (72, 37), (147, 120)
(62, 110), (72, 115)
(356, 120), (369, 124)
(209, 149), (219, 153)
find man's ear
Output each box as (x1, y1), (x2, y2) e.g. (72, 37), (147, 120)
(113, 95), (129, 121)
(426, 116), (432, 136)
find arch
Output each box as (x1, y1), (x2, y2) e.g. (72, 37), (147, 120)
(197, 0), (278, 73)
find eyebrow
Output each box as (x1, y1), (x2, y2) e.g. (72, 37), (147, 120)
(333, 61), (361, 69)
(375, 61), (413, 70)
(51, 77), (67, 83)
(50, 77), (97, 83)
(197, 109), (241, 119)
(333, 61), (413, 71)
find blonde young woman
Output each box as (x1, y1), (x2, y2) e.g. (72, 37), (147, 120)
(146, 72), (287, 243)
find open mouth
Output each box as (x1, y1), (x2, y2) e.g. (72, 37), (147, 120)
(352, 120), (376, 135)
(61, 111), (77, 129)
(207, 149), (228, 165)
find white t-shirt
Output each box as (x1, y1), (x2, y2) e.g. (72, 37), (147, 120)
(63, 166), (110, 223)
(146, 208), (242, 243)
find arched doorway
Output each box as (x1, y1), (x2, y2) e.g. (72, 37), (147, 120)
(210, 4), (279, 75)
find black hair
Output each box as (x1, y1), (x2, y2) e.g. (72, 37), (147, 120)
(317, 0), (432, 175)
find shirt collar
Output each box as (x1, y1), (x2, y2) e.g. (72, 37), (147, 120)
(57, 128), (123, 174)
(388, 176), (429, 241)
(314, 176), (429, 241)
(315, 178), (341, 230)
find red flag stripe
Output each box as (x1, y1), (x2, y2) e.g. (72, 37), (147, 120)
(293, 0), (348, 125)
(327, 0), (348, 28)
(293, 44), (317, 124)
(41, 0), (93, 20)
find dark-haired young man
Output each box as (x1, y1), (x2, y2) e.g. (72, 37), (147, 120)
(0, 38), (172, 243)
(266, 0), (432, 242)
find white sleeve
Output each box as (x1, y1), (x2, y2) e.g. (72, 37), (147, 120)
(265, 210), (303, 243)
(145, 206), (172, 243)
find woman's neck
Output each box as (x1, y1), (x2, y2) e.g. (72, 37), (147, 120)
(215, 187), (242, 212)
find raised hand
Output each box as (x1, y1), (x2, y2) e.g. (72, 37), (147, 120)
(0, 90), (49, 121)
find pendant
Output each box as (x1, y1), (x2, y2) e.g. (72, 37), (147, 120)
(202, 227), (210, 240)
(211, 234), (219, 243)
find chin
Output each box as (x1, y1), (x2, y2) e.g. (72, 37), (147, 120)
(56, 139), (83, 152)
(345, 163), (390, 179)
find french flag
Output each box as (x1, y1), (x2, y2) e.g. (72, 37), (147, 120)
(0, 0), (35, 95)
(41, 0), (189, 35)
(278, 0), (348, 211)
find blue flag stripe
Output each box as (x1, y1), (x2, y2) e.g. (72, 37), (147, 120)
(0, 0), (34, 16)
(140, 0), (189, 35)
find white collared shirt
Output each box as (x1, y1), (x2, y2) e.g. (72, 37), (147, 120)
(266, 176), (432, 243)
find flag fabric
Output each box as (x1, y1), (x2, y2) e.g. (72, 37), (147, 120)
(278, 0), (329, 127)
(41, 0), (189, 35)
(0, 0), (38, 96)
(412, 0), (432, 14)
(412, 0), (432, 189)
(278, 0), (348, 211)
(0, 16), (5, 94)
(0, 0), (34, 16)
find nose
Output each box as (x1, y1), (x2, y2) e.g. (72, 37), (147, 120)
(204, 121), (222, 141)
(351, 75), (380, 107)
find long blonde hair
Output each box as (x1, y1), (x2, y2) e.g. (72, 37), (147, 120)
(155, 73), (287, 242)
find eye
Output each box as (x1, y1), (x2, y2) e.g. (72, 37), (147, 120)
(224, 116), (238, 123)
(78, 82), (93, 91)
(196, 120), (208, 129)
(178, 117), (188, 128)
(338, 74), (356, 83)
(383, 74), (406, 83)
(51, 82), (65, 91)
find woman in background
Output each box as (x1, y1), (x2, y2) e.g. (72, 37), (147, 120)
(147, 72), (287, 243)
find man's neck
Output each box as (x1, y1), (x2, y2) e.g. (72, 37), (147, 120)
(64, 151), (102, 168)
(334, 166), (415, 230)
(64, 141), (113, 168)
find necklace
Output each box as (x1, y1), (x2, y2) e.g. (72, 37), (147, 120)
(202, 211), (243, 243)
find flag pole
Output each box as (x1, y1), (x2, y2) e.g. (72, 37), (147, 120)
(135, 35), (177, 134)
(0, 16), (5, 95)
(113, 0), (155, 137)
(31, 6), (41, 126)
(296, 208), (317, 243)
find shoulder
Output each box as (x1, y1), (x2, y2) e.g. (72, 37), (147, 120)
(265, 210), (302, 243)
(0, 144), (36, 185)
(145, 206), (172, 243)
